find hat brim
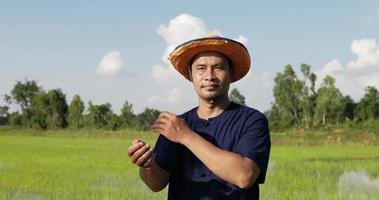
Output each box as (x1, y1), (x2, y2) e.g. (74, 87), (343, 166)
(168, 37), (251, 82)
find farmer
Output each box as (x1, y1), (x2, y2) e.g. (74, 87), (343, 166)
(127, 34), (271, 199)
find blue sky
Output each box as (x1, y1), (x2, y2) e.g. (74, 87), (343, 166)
(1, 0), (379, 114)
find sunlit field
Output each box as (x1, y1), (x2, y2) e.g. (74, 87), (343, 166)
(0, 132), (378, 200)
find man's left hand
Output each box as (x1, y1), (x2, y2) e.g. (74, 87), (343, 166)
(153, 112), (193, 144)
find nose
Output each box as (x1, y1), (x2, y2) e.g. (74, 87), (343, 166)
(203, 67), (216, 81)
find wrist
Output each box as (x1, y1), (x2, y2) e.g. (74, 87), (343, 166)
(141, 157), (157, 170)
(181, 129), (196, 147)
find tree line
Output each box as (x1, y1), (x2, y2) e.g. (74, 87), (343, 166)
(268, 64), (379, 131)
(0, 63), (378, 132)
(0, 79), (160, 130)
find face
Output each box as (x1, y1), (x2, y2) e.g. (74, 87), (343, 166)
(190, 52), (231, 102)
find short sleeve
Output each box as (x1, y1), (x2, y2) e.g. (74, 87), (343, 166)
(153, 135), (174, 173)
(234, 112), (271, 183)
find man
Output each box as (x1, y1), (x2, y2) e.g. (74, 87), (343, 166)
(128, 34), (271, 199)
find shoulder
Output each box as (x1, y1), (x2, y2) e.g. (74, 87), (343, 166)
(230, 103), (268, 122)
(178, 107), (197, 119)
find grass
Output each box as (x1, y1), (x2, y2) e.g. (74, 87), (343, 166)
(0, 134), (165, 200)
(0, 131), (379, 199)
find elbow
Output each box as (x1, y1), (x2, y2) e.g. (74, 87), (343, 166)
(236, 178), (253, 190)
(146, 181), (168, 192)
(236, 171), (257, 189)
(150, 185), (166, 192)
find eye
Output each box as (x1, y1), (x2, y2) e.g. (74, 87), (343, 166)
(197, 66), (206, 71)
(214, 65), (224, 70)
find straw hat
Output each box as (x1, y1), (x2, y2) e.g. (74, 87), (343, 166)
(168, 34), (251, 82)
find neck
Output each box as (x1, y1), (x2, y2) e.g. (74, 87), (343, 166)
(197, 95), (231, 119)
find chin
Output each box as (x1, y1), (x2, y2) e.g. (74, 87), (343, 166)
(199, 92), (223, 102)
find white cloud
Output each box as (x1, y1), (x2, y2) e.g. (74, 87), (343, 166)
(234, 35), (248, 45)
(347, 39), (379, 69)
(157, 14), (216, 65)
(157, 14), (209, 46)
(97, 50), (123, 75)
(316, 38), (379, 100)
(316, 59), (343, 83)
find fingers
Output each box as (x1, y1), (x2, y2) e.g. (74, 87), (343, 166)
(132, 139), (144, 145)
(135, 148), (153, 167)
(143, 156), (155, 168)
(159, 112), (175, 120)
(153, 125), (165, 134)
(128, 140), (145, 157)
(153, 117), (168, 133)
(130, 144), (151, 164)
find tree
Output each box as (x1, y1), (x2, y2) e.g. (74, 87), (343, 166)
(229, 88), (246, 105)
(299, 64), (317, 128)
(46, 89), (68, 129)
(137, 108), (160, 130)
(29, 89), (68, 129)
(267, 103), (280, 130)
(9, 112), (23, 127)
(314, 76), (346, 125)
(10, 79), (41, 110)
(29, 92), (49, 129)
(355, 86), (379, 121)
(8, 79), (42, 127)
(344, 95), (356, 120)
(68, 95), (85, 128)
(87, 102), (117, 129)
(119, 100), (137, 128)
(0, 106), (10, 125)
(272, 65), (303, 128)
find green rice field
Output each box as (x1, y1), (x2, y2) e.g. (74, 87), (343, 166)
(0, 133), (378, 199)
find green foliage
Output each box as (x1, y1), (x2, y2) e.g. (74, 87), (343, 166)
(269, 64), (370, 131)
(119, 100), (137, 128)
(68, 95), (85, 128)
(137, 108), (160, 130)
(314, 76), (346, 126)
(272, 64), (303, 129)
(355, 86), (379, 121)
(46, 89), (68, 129)
(9, 79), (41, 110)
(87, 102), (118, 129)
(29, 89), (68, 129)
(0, 106), (10, 125)
(8, 112), (23, 127)
(299, 64), (317, 128)
(229, 88), (246, 105)
(8, 79), (42, 127)
(30, 92), (49, 129)
(344, 95), (356, 120)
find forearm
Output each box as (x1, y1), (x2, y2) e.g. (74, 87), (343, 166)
(139, 160), (169, 192)
(182, 131), (259, 189)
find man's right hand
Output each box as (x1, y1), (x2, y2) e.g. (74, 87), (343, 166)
(127, 139), (154, 168)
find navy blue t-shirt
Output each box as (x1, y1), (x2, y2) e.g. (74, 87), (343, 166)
(153, 102), (271, 200)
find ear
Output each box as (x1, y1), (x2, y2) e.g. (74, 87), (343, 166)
(188, 65), (193, 81)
